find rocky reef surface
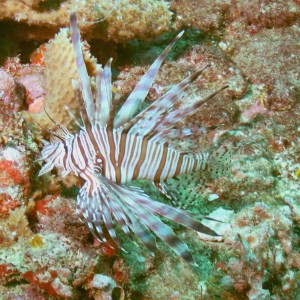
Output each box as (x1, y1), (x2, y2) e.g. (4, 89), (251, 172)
(0, 0), (299, 299)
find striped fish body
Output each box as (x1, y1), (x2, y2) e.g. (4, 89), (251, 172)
(82, 126), (209, 183)
(44, 125), (209, 183)
(39, 13), (230, 265)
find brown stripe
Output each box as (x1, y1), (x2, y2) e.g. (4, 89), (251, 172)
(174, 153), (183, 177)
(106, 128), (116, 178)
(77, 134), (89, 170)
(192, 155), (198, 172)
(83, 171), (96, 195)
(46, 144), (60, 160)
(116, 131), (127, 183)
(122, 134), (138, 183)
(154, 143), (168, 182)
(87, 126), (106, 174)
(165, 150), (175, 178)
(132, 137), (149, 180)
(61, 141), (68, 170)
(189, 157), (194, 173)
(70, 137), (81, 170)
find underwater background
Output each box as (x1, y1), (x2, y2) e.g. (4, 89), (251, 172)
(0, 0), (299, 299)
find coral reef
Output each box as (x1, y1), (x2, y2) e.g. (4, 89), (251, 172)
(200, 202), (300, 299)
(227, 0), (300, 31)
(3, 57), (45, 114)
(171, 0), (231, 34)
(0, 0), (171, 42)
(0, 207), (32, 245)
(87, 274), (119, 300)
(0, 69), (36, 218)
(224, 26), (300, 111)
(171, 0), (300, 34)
(21, 27), (97, 130)
(171, 0), (300, 112)
(0, 231), (99, 298)
(0, 68), (26, 113)
(0, 0), (300, 298)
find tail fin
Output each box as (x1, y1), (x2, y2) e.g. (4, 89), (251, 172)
(76, 174), (218, 265)
(161, 144), (234, 209)
(206, 144), (234, 180)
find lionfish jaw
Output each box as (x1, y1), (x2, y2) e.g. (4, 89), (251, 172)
(38, 161), (54, 176)
(41, 139), (49, 146)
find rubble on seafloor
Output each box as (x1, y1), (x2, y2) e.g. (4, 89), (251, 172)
(0, 0), (300, 299)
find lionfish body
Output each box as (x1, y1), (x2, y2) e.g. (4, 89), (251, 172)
(39, 13), (229, 265)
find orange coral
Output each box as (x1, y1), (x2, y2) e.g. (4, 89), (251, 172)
(34, 195), (59, 217)
(113, 259), (129, 284)
(0, 160), (24, 187)
(30, 44), (46, 67)
(23, 271), (60, 298)
(0, 263), (19, 282)
(0, 193), (20, 216)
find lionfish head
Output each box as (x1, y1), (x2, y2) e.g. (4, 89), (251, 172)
(38, 137), (67, 176)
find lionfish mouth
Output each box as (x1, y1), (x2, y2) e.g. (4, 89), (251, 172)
(39, 12), (231, 265)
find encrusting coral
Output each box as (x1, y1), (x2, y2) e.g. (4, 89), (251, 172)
(223, 25), (300, 111)
(23, 27), (97, 130)
(198, 202), (300, 299)
(171, 0), (300, 34)
(43, 27), (97, 128)
(0, 70), (37, 219)
(0, 0), (171, 42)
(0, 207), (32, 246)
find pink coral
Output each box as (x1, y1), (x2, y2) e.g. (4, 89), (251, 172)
(0, 147), (31, 215)
(17, 72), (45, 113)
(23, 270), (72, 299)
(0, 68), (25, 116)
(241, 100), (274, 121)
(3, 57), (46, 114)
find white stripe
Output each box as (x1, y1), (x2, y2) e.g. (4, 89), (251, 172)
(73, 135), (85, 169)
(120, 133), (135, 181)
(139, 141), (156, 178)
(160, 147), (174, 179)
(168, 151), (180, 178)
(126, 135), (143, 182)
(113, 128), (121, 164)
(148, 144), (164, 179)
(92, 126), (116, 181)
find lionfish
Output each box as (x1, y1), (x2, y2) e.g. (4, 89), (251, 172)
(39, 13), (230, 265)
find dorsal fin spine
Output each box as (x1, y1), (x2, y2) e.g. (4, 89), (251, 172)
(70, 13), (95, 125)
(113, 31), (185, 128)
